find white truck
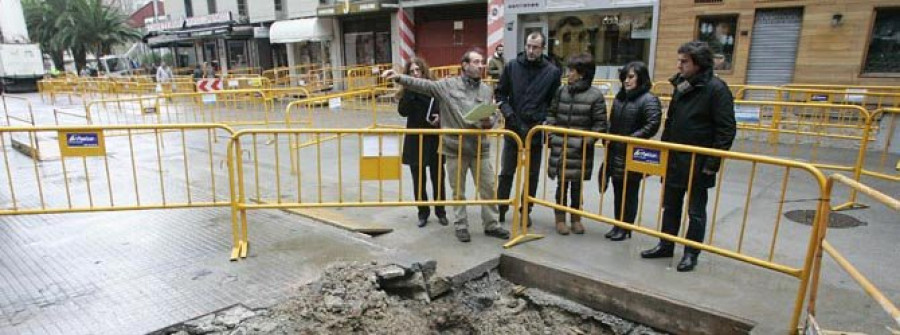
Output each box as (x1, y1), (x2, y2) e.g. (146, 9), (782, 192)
(0, 0), (46, 92)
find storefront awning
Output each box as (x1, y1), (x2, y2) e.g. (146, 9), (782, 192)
(269, 18), (334, 43)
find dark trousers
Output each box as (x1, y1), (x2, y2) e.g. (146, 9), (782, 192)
(497, 135), (542, 214)
(554, 179), (582, 213)
(612, 177), (642, 224)
(660, 184), (709, 255)
(409, 164), (447, 219)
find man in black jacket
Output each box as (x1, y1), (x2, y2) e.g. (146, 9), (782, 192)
(640, 41), (736, 272)
(495, 32), (562, 224)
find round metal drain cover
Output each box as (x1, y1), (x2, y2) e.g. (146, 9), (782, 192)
(784, 210), (866, 229)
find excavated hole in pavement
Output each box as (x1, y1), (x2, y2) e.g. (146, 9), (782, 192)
(153, 261), (666, 335)
(784, 209), (867, 229)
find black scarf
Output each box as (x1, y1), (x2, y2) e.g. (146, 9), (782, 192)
(615, 84), (651, 102)
(567, 78), (592, 94)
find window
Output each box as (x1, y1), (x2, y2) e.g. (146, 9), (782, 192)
(543, 10), (654, 71)
(237, 0), (247, 17)
(207, 0), (216, 14)
(184, 0), (193, 17)
(863, 8), (900, 74)
(275, 0), (283, 12)
(695, 0), (723, 3)
(697, 15), (737, 72)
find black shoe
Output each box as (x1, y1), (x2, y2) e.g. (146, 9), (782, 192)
(455, 229), (471, 242)
(437, 216), (450, 226)
(417, 217), (427, 228)
(484, 227), (510, 239)
(609, 229), (631, 241)
(640, 243), (674, 259)
(604, 227), (620, 239)
(677, 253), (698, 272)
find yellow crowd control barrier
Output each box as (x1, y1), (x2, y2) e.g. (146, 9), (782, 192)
(651, 80), (753, 98)
(84, 90), (275, 127)
(863, 108), (900, 184)
(430, 65), (462, 79)
(0, 124), (235, 215)
(784, 83), (900, 95)
(1, 94), (35, 127)
(804, 173), (900, 333)
(736, 86), (900, 111)
(226, 127), (522, 260)
(511, 125), (829, 333)
(284, 89), (399, 132)
(347, 64), (393, 91)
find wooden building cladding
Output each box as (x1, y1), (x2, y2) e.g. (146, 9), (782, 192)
(655, 0), (900, 86)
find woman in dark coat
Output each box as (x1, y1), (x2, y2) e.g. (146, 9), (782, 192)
(397, 57), (448, 227)
(546, 53), (608, 235)
(601, 61), (662, 241)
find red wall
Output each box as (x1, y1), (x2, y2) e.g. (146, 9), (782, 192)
(128, 2), (166, 28)
(414, 5), (487, 68)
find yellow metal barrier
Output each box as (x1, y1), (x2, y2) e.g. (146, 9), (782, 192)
(784, 83), (900, 95)
(652, 80), (753, 98)
(511, 125), (829, 334)
(736, 86), (900, 111)
(430, 65), (461, 79)
(0, 124), (235, 215)
(84, 90), (275, 127)
(804, 173), (900, 333)
(226, 127), (522, 260)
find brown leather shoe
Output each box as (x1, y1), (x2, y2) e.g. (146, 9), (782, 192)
(570, 214), (584, 235)
(555, 212), (569, 235)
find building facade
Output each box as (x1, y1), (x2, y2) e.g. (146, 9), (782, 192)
(655, 0), (900, 85)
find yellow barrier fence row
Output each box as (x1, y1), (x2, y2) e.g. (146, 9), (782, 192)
(512, 125), (829, 333)
(804, 173), (900, 333)
(226, 127), (522, 260)
(0, 124), (235, 215)
(736, 86), (900, 110)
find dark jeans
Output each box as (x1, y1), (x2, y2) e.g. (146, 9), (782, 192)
(497, 135), (542, 214)
(612, 177), (642, 224)
(409, 164), (447, 219)
(660, 184), (709, 255)
(554, 179), (582, 214)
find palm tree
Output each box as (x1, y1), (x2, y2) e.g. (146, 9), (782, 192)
(22, 0), (68, 70)
(55, 0), (142, 73)
(24, 0), (141, 73)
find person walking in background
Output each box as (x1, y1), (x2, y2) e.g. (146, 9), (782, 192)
(495, 32), (562, 226)
(601, 61), (662, 241)
(383, 49), (510, 243)
(487, 44), (505, 81)
(640, 41), (736, 272)
(396, 57), (449, 228)
(546, 53), (608, 235)
(193, 64), (204, 80)
(155, 62), (174, 94)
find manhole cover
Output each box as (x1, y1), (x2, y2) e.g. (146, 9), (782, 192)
(784, 210), (867, 229)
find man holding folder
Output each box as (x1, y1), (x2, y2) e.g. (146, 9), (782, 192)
(383, 49), (510, 243)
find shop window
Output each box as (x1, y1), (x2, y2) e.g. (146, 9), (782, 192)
(207, 0), (216, 14)
(228, 41), (248, 69)
(237, 0), (247, 17)
(546, 10), (653, 76)
(697, 15), (737, 72)
(184, 0), (193, 17)
(863, 8), (900, 75)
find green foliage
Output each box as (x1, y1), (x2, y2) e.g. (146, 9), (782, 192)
(22, 0), (142, 73)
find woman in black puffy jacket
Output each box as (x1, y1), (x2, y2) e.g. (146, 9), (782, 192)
(601, 61), (662, 241)
(397, 58), (448, 228)
(546, 53), (608, 235)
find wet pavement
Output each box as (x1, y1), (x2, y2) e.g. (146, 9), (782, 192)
(0, 92), (898, 334)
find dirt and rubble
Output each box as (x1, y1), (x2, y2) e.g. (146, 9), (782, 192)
(154, 261), (666, 335)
